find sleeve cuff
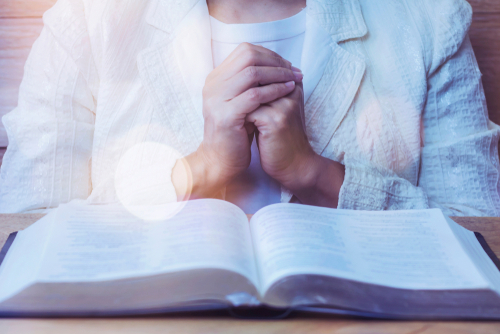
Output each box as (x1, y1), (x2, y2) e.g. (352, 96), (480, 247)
(338, 163), (429, 211)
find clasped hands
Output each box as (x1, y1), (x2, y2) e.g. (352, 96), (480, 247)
(173, 43), (344, 207)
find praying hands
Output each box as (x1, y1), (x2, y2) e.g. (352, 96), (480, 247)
(172, 43), (344, 207)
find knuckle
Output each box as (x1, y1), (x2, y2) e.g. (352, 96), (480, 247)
(279, 57), (286, 68)
(270, 50), (280, 59)
(244, 50), (259, 65)
(284, 98), (297, 110)
(282, 68), (294, 80)
(269, 84), (284, 95)
(278, 56), (290, 68)
(272, 113), (288, 128)
(275, 84), (286, 95)
(239, 42), (253, 51)
(275, 66), (286, 77)
(244, 66), (259, 81)
(247, 88), (260, 101)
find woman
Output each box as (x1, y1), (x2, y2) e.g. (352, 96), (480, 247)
(0, 0), (499, 216)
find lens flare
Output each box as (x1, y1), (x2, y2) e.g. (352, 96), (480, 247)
(355, 96), (421, 177)
(114, 142), (191, 221)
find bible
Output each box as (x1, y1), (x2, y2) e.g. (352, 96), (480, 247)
(1, 199), (500, 319)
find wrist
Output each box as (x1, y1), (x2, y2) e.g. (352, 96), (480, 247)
(281, 152), (325, 193)
(191, 146), (226, 195)
(284, 153), (345, 208)
(172, 146), (229, 201)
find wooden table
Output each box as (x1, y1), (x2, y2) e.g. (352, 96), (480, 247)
(1, 214), (500, 334)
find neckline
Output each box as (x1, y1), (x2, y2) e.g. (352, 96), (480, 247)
(210, 8), (306, 44)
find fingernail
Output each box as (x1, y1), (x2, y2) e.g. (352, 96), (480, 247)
(285, 81), (295, 88)
(292, 66), (302, 73)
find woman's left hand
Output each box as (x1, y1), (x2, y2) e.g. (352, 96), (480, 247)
(246, 81), (345, 207)
(246, 81), (316, 191)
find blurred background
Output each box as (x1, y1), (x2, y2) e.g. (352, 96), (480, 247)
(0, 0), (499, 166)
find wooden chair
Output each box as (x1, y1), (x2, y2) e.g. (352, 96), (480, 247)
(0, 0), (499, 164)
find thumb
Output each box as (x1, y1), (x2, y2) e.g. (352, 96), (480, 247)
(246, 105), (273, 129)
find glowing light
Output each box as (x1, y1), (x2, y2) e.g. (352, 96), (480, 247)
(114, 142), (190, 221)
(355, 96), (421, 177)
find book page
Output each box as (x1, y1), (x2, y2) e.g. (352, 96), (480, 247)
(250, 204), (489, 293)
(0, 212), (57, 302)
(444, 216), (500, 293)
(35, 199), (259, 287)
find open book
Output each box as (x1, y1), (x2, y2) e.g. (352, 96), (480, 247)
(1, 199), (500, 319)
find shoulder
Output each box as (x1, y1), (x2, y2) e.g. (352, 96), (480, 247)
(408, 0), (472, 74)
(359, 0), (472, 74)
(42, 0), (158, 39)
(40, 0), (160, 67)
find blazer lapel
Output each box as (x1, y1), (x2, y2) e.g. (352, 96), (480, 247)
(303, 0), (368, 155)
(138, 0), (368, 159)
(301, 13), (333, 104)
(137, 0), (212, 155)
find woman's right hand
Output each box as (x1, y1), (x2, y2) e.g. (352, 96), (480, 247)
(173, 43), (303, 199)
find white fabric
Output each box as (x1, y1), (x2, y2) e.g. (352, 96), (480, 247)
(1, 0), (499, 218)
(210, 11), (306, 214)
(210, 11), (305, 68)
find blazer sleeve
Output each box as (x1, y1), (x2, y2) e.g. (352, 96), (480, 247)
(0, 0), (98, 213)
(337, 0), (500, 217)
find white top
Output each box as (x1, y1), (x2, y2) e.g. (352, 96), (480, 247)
(210, 10), (307, 214)
(2, 0), (499, 218)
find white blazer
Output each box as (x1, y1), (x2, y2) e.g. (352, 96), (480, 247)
(1, 0), (499, 216)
